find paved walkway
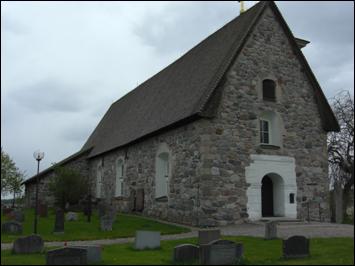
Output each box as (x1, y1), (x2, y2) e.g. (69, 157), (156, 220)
(1, 222), (353, 251)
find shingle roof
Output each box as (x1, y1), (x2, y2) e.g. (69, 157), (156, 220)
(82, 1), (267, 157)
(82, 1), (339, 158)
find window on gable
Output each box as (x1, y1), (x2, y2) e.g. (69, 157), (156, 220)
(260, 119), (270, 144)
(263, 79), (276, 101)
(115, 159), (124, 197)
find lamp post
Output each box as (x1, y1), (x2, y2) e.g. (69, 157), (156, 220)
(33, 150), (44, 234)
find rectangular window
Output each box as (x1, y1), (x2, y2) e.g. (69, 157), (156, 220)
(260, 120), (270, 144)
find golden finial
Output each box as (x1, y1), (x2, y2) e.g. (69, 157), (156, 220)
(238, 1), (246, 14)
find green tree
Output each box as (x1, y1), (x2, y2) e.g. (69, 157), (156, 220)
(49, 166), (89, 210)
(1, 148), (25, 207)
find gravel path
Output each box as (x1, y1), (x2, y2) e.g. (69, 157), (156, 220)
(2, 222), (353, 251)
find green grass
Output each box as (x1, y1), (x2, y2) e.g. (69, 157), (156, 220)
(1, 209), (190, 243)
(1, 237), (354, 265)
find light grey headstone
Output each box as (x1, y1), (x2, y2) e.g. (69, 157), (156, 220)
(198, 229), (221, 245)
(173, 244), (199, 263)
(12, 235), (44, 254)
(46, 247), (87, 265)
(73, 245), (101, 264)
(1, 221), (23, 234)
(264, 221), (277, 240)
(134, 231), (161, 250)
(66, 212), (78, 222)
(200, 240), (243, 265)
(100, 215), (114, 231)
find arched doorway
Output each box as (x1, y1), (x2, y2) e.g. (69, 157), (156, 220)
(261, 173), (285, 217)
(262, 175), (274, 217)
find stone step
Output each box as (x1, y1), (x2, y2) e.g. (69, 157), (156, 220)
(258, 217), (304, 223)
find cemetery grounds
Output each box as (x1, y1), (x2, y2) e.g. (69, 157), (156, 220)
(1, 209), (354, 265)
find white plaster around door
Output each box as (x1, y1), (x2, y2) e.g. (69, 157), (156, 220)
(245, 154), (297, 221)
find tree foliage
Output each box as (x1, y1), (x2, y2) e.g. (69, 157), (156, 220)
(1, 148), (25, 202)
(328, 91), (354, 221)
(49, 166), (89, 209)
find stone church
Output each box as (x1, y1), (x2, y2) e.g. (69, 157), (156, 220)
(24, 1), (339, 226)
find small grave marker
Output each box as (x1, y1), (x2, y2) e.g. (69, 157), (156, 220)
(12, 235), (44, 254)
(283, 235), (310, 259)
(134, 231), (160, 250)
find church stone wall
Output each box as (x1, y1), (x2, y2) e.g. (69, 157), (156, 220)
(194, 6), (330, 225)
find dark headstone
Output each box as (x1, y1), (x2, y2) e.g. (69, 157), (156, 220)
(200, 240), (243, 265)
(39, 204), (48, 218)
(12, 235), (44, 254)
(2, 221), (22, 234)
(100, 215), (114, 231)
(173, 244), (199, 263)
(135, 189), (144, 212)
(74, 245), (101, 264)
(46, 247), (87, 265)
(264, 221), (277, 240)
(129, 190), (136, 211)
(198, 229), (221, 245)
(283, 236), (310, 259)
(3, 207), (13, 215)
(12, 210), (25, 223)
(54, 209), (64, 234)
(97, 202), (106, 218)
(134, 231), (161, 250)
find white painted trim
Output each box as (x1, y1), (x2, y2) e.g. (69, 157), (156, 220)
(245, 154), (297, 221)
(115, 157), (125, 197)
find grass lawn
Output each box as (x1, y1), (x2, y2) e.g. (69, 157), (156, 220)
(1, 209), (190, 243)
(1, 236), (354, 265)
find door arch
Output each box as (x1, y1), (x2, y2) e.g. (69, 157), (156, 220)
(261, 173), (285, 217)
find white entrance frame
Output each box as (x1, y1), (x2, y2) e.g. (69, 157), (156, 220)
(245, 154), (297, 221)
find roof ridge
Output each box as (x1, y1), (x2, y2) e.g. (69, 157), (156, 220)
(194, 1), (268, 114)
(110, 2), (266, 109)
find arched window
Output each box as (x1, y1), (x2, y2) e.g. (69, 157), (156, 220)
(262, 79), (276, 101)
(96, 161), (103, 198)
(115, 158), (124, 197)
(259, 111), (282, 147)
(155, 152), (170, 199)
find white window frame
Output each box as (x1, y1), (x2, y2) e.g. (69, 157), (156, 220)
(115, 158), (125, 197)
(96, 161), (103, 198)
(260, 119), (271, 144)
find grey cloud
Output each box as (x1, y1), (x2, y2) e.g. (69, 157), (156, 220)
(9, 79), (87, 113)
(133, 1), (237, 55)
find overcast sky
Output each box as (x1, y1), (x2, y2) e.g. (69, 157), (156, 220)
(1, 1), (354, 182)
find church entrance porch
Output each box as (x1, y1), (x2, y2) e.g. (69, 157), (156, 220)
(246, 155), (297, 221)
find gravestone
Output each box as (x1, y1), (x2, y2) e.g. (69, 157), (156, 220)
(100, 215), (114, 231)
(53, 209), (64, 234)
(3, 207), (13, 216)
(39, 204), (48, 217)
(198, 229), (221, 245)
(97, 202), (106, 218)
(1, 221), (22, 234)
(283, 236), (310, 259)
(264, 221), (277, 240)
(134, 231), (161, 250)
(66, 212), (78, 222)
(135, 189), (144, 212)
(173, 244), (199, 263)
(12, 210), (25, 223)
(46, 247), (87, 265)
(200, 240), (243, 265)
(74, 245), (102, 264)
(12, 235), (44, 254)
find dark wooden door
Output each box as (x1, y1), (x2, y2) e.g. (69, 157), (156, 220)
(262, 175), (274, 217)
